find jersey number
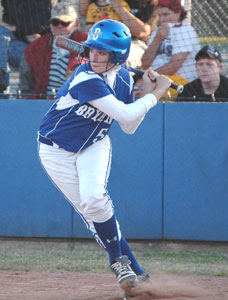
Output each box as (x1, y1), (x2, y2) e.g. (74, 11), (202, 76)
(93, 128), (108, 143)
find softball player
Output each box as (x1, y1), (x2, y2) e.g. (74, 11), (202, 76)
(38, 19), (172, 298)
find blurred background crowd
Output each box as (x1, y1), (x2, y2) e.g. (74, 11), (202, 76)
(0, 0), (227, 101)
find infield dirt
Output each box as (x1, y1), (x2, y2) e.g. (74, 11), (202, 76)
(0, 270), (228, 300)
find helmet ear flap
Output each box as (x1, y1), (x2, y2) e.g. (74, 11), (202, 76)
(110, 52), (118, 64)
(110, 52), (126, 65)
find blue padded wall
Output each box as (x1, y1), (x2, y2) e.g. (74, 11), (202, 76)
(163, 103), (228, 241)
(0, 101), (73, 237)
(0, 100), (227, 241)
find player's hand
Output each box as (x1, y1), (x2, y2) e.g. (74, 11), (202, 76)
(142, 68), (159, 93)
(143, 68), (173, 100)
(153, 74), (173, 100)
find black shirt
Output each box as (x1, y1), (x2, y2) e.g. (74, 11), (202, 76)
(125, 0), (156, 23)
(1, 0), (51, 41)
(176, 75), (228, 102)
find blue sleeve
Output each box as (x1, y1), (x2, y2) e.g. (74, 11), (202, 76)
(69, 76), (111, 104)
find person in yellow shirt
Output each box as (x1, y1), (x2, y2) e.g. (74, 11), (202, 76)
(80, 0), (158, 69)
(86, 0), (130, 31)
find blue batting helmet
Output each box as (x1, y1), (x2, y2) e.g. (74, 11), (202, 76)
(83, 19), (132, 65)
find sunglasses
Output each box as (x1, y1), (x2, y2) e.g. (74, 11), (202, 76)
(51, 19), (72, 27)
(134, 85), (144, 91)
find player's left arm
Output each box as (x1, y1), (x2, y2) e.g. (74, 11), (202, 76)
(90, 70), (172, 134)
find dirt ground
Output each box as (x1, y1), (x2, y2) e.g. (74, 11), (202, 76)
(0, 271), (228, 300)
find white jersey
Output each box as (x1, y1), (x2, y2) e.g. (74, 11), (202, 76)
(148, 21), (201, 82)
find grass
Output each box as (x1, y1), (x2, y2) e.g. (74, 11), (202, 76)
(0, 238), (228, 276)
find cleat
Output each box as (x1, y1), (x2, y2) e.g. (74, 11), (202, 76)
(110, 255), (137, 284)
(137, 273), (151, 283)
(123, 273), (151, 299)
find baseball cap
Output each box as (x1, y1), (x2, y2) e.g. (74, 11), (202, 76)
(51, 3), (77, 22)
(158, 0), (182, 10)
(195, 46), (222, 63)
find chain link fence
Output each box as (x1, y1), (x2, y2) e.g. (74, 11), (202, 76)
(191, 0), (228, 74)
(1, 0), (228, 97)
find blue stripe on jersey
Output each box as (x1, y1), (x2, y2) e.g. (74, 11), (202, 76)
(39, 63), (134, 153)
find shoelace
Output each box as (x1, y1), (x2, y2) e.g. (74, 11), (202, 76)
(112, 261), (131, 275)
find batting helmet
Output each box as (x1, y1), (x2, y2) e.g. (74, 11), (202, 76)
(82, 19), (132, 65)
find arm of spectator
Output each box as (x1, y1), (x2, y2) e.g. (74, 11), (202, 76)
(25, 34), (41, 43)
(0, 20), (16, 32)
(18, 54), (35, 96)
(141, 23), (170, 69)
(141, 35), (162, 69)
(155, 52), (190, 75)
(79, 0), (90, 16)
(147, 6), (159, 33)
(85, 3), (95, 31)
(111, 0), (151, 38)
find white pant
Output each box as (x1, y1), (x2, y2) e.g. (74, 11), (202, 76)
(38, 135), (116, 239)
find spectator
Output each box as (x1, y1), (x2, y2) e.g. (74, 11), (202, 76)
(0, 0), (52, 94)
(141, 0), (200, 91)
(18, 3), (88, 99)
(86, 0), (130, 32)
(176, 46), (228, 102)
(79, 0), (158, 69)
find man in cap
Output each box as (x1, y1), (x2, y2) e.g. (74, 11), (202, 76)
(18, 2), (87, 99)
(176, 46), (228, 102)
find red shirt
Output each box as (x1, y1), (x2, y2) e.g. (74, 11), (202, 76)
(24, 30), (87, 99)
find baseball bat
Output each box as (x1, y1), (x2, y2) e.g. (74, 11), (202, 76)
(128, 67), (184, 94)
(55, 36), (85, 54)
(55, 36), (184, 93)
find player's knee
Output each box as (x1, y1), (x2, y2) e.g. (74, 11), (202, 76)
(80, 189), (113, 222)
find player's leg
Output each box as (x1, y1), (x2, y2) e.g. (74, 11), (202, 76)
(76, 136), (120, 261)
(120, 236), (147, 275)
(38, 140), (121, 260)
(38, 141), (113, 244)
(39, 141), (119, 258)
(76, 136), (147, 275)
(38, 139), (139, 284)
(38, 142), (92, 230)
(77, 136), (136, 283)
